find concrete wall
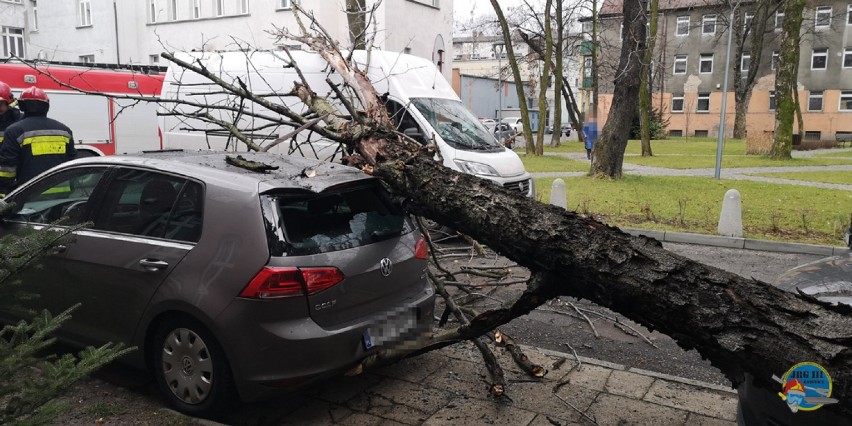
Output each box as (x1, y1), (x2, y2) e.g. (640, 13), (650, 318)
(454, 72), (528, 119)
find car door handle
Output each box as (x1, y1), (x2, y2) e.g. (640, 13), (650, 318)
(53, 244), (67, 254)
(139, 259), (169, 271)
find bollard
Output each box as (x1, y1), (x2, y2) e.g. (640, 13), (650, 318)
(717, 189), (743, 238)
(550, 178), (567, 209)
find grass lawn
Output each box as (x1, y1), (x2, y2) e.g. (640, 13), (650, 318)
(533, 175), (852, 246)
(816, 150), (852, 158)
(748, 171), (852, 186)
(519, 153), (590, 172)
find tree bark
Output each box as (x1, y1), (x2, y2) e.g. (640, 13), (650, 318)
(771, 0), (803, 159)
(534, 0), (553, 156)
(732, 3), (770, 140)
(639, 0), (659, 157)
(345, 0), (367, 50)
(590, 0), (647, 178)
(550, 0), (564, 148)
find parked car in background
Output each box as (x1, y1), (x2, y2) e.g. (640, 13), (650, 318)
(0, 151), (435, 419)
(561, 124), (572, 137)
(736, 232), (852, 426)
(501, 117), (524, 132)
(492, 122), (516, 146)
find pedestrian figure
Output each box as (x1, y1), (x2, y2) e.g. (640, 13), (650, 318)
(0, 87), (76, 196)
(583, 116), (598, 161)
(0, 81), (24, 144)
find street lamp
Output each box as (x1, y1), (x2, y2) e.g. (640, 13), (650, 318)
(494, 42), (505, 123)
(715, 0), (745, 179)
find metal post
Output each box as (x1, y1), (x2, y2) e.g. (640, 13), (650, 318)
(715, 0), (742, 179)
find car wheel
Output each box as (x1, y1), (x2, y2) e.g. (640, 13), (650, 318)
(152, 317), (233, 419)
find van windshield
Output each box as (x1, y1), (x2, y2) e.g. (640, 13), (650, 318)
(410, 98), (504, 151)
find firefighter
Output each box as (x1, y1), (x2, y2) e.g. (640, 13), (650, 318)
(0, 81), (24, 144)
(0, 87), (76, 196)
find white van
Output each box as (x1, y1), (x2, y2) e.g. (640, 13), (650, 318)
(159, 50), (533, 197)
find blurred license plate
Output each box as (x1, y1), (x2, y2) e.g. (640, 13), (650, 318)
(363, 308), (417, 349)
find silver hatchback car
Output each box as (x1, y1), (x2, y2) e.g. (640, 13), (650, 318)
(0, 151), (435, 418)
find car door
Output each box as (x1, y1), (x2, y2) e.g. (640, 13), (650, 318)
(0, 166), (110, 321)
(60, 167), (204, 347)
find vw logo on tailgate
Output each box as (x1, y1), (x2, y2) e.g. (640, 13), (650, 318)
(379, 258), (393, 277)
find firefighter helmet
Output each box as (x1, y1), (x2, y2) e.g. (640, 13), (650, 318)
(0, 81), (12, 104)
(20, 86), (49, 103)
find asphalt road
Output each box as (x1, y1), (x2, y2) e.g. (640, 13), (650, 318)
(497, 242), (823, 387)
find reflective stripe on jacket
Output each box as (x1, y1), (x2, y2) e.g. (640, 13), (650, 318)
(0, 115), (76, 195)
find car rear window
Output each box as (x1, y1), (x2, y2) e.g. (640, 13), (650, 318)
(266, 183), (413, 255)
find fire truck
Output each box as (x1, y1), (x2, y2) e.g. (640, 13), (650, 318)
(0, 61), (165, 156)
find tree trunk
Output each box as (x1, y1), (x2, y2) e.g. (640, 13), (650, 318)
(345, 0), (367, 50)
(534, 0), (553, 156)
(370, 147), (852, 418)
(563, 78), (585, 144)
(771, 0), (803, 160)
(550, 0), (564, 148)
(732, 4), (770, 140)
(490, 0), (536, 154)
(640, 0), (658, 157)
(590, 0), (647, 178)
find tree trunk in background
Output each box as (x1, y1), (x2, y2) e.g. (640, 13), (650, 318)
(490, 0), (536, 155)
(534, 0), (553, 156)
(732, 3), (771, 140)
(639, 0), (658, 157)
(345, 0), (367, 49)
(771, 0), (803, 159)
(590, 0), (647, 178)
(550, 0), (564, 147)
(563, 78), (585, 143)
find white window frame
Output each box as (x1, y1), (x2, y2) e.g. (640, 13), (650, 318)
(697, 93), (710, 112)
(848, 4), (852, 25)
(79, 54), (94, 64)
(279, 0), (291, 8)
(702, 15), (716, 35)
(844, 48), (852, 68)
(29, 0), (38, 32)
(673, 54), (687, 74)
(775, 11), (784, 30)
(839, 90), (852, 111)
(743, 12), (754, 31)
(240, 0), (248, 14)
(815, 6), (832, 28)
(741, 53), (751, 72)
(193, 0), (200, 18)
(1, 26), (25, 58)
(149, 0), (157, 23)
(811, 48), (828, 70)
(676, 16), (689, 36)
(772, 51), (779, 70)
(149, 54), (160, 64)
(769, 91), (776, 111)
(672, 95), (684, 112)
(78, 0), (91, 27)
(216, 0), (224, 16)
(808, 91), (824, 112)
(699, 53), (713, 74)
(169, 0), (177, 20)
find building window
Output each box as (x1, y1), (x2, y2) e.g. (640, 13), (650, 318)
(743, 12), (753, 31)
(78, 0), (91, 26)
(775, 11), (784, 29)
(169, 0), (177, 20)
(815, 6), (831, 28)
(669, 130), (683, 137)
(697, 93), (710, 112)
(804, 131), (821, 140)
(193, 0), (200, 18)
(79, 54), (94, 63)
(808, 91), (824, 111)
(840, 91), (852, 111)
(149, 0), (157, 23)
(30, 0), (38, 32)
(699, 53), (713, 73)
(695, 130), (709, 137)
(240, 0), (248, 14)
(279, 0), (291, 8)
(676, 16), (689, 36)
(772, 51), (779, 70)
(769, 91), (776, 111)
(149, 54), (160, 64)
(672, 95), (684, 112)
(702, 15), (716, 34)
(811, 48), (827, 70)
(1, 27), (24, 58)
(848, 4), (852, 25)
(741, 53), (751, 72)
(216, 0), (224, 16)
(584, 56), (593, 78)
(673, 54), (687, 74)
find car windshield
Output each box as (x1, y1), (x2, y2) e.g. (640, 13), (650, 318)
(267, 182), (413, 256)
(410, 97), (504, 151)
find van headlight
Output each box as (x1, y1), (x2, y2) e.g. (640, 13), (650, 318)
(454, 160), (499, 177)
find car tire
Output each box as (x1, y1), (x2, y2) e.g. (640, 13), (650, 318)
(152, 317), (234, 419)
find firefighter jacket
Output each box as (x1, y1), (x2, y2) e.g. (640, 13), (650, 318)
(0, 114), (76, 196)
(0, 107), (23, 144)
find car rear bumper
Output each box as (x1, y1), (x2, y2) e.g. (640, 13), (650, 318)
(214, 284), (435, 402)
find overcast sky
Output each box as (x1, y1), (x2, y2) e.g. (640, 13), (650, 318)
(453, 0), (525, 20)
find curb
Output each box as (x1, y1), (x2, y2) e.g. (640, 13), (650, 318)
(623, 227), (850, 256)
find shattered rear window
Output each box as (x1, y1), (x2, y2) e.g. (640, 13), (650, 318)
(267, 182), (413, 255)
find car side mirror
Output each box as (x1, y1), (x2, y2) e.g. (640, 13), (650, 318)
(403, 127), (423, 139)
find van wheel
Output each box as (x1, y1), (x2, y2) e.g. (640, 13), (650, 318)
(152, 317), (233, 419)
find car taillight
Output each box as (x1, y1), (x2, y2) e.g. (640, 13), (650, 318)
(415, 237), (428, 260)
(240, 267), (344, 299)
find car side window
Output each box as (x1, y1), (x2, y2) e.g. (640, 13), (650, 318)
(386, 100), (425, 143)
(92, 169), (204, 243)
(5, 167), (107, 225)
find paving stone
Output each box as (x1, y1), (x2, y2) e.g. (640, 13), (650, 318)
(605, 370), (655, 399)
(422, 357), (492, 399)
(557, 364), (613, 392)
(587, 393), (689, 426)
(308, 373), (384, 405)
(346, 377), (455, 425)
(422, 397), (538, 426)
(684, 412), (737, 426)
(372, 350), (447, 384)
(527, 414), (585, 426)
(506, 379), (599, 422)
(334, 412), (407, 426)
(491, 341), (565, 379)
(271, 399), (353, 425)
(642, 379), (737, 421)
